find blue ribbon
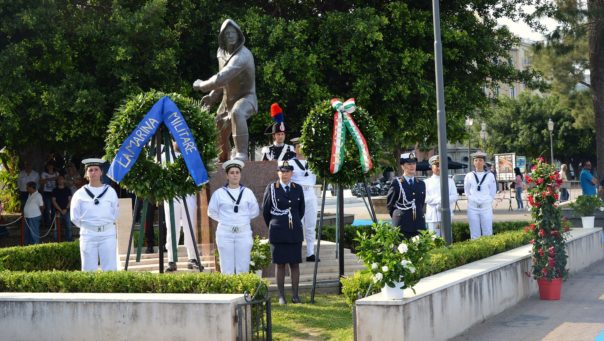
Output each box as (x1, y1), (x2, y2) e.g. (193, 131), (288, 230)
(107, 96), (209, 186)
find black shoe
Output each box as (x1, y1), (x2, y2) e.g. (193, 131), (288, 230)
(306, 255), (319, 262)
(278, 296), (287, 305)
(291, 296), (301, 304)
(166, 262), (177, 272)
(145, 247), (154, 254)
(187, 259), (203, 271)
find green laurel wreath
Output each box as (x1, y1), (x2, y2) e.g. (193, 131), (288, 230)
(301, 99), (381, 186)
(104, 91), (218, 203)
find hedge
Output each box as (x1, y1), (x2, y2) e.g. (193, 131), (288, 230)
(340, 229), (531, 307)
(0, 241), (267, 297)
(321, 221), (529, 253)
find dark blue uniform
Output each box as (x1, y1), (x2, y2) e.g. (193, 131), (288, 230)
(386, 177), (426, 239)
(263, 181), (305, 264)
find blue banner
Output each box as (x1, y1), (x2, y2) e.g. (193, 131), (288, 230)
(107, 96), (209, 186)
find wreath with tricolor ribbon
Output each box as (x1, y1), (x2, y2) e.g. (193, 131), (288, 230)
(301, 99), (381, 186)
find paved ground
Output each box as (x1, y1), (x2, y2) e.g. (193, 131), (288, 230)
(450, 259), (604, 341)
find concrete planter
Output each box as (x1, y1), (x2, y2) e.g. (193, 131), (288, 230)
(355, 228), (604, 341)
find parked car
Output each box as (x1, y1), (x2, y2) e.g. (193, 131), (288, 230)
(453, 174), (465, 195)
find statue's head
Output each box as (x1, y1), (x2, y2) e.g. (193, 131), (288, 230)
(219, 19), (244, 53)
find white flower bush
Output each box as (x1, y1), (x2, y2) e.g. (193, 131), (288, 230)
(355, 222), (444, 290)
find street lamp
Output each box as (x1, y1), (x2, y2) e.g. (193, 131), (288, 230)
(480, 122), (488, 149)
(465, 117), (473, 164)
(548, 118), (554, 163)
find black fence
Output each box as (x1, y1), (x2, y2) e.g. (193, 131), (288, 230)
(236, 282), (272, 340)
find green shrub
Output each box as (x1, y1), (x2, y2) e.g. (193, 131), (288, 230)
(321, 221), (529, 252)
(0, 242), (80, 271)
(0, 270), (268, 297)
(341, 230), (531, 306)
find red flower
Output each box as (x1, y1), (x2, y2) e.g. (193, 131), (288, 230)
(529, 239), (534, 244)
(549, 174), (555, 181)
(538, 248), (545, 256)
(548, 246), (555, 257)
(528, 195), (535, 206)
(536, 177), (544, 185)
(526, 175), (532, 184)
(548, 257), (556, 267)
(538, 229), (545, 237)
(542, 267), (548, 275)
(551, 230), (559, 237)
(538, 156), (545, 162)
(529, 223), (536, 230)
(554, 193), (559, 200)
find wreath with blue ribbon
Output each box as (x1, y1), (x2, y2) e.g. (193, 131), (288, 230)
(104, 91), (218, 202)
(301, 99), (381, 186)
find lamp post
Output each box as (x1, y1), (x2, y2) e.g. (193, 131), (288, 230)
(548, 118), (554, 163)
(465, 117), (473, 163)
(480, 123), (488, 150)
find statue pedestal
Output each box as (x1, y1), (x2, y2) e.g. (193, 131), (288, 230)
(200, 161), (279, 250)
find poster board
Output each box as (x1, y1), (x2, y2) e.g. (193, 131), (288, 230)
(494, 153), (515, 181)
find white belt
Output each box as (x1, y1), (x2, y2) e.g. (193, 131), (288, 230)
(218, 225), (251, 234)
(81, 223), (115, 232)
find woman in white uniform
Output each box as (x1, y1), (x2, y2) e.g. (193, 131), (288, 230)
(463, 152), (497, 239)
(208, 159), (259, 274)
(71, 158), (119, 271)
(424, 155), (458, 237)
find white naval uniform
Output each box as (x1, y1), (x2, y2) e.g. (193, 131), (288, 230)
(71, 184), (119, 271)
(164, 194), (198, 262)
(291, 158), (318, 257)
(424, 175), (458, 237)
(208, 186), (259, 274)
(464, 171), (497, 239)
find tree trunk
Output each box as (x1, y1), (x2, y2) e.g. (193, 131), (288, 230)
(589, 0), (604, 178)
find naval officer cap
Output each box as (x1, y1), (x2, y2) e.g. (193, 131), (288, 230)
(471, 151), (487, 160)
(277, 160), (294, 171)
(222, 159), (244, 172)
(399, 152), (417, 165)
(429, 155), (440, 166)
(81, 158), (106, 169)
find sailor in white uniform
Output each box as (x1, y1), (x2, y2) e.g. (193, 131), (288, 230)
(290, 137), (318, 261)
(71, 158), (119, 271)
(424, 155), (458, 237)
(463, 151), (497, 239)
(208, 159), (260, 274)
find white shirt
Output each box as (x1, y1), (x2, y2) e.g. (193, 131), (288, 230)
(424, 175), (458, 223)
(18, 170), (39, 192)
(464, 171), (497, 205)
(290, 158), (317, 188)
(208, 186), (259, 227)
(70, 184), (118, 233)
(24, 191), (44, 218)
(41, 171), (59, 193)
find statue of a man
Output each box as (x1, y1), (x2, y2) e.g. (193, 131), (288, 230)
(193, 19), (257, 161)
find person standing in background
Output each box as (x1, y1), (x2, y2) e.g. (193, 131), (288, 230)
(18, 161), (39, 212)
(424, 155), (458, 237)
(513, 167), (524, 210)
(559, 164), (570, 202)
(40, 162), (59, 227)
(52, 175), (73, 241)
(23, 182), (44, 245)
(580, 161), (598, 196)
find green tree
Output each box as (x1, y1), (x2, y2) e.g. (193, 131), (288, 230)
(485, 93), (594, 163)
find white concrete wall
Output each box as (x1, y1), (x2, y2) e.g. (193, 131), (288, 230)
(0, 293), (248, 341)
(356, 228), (604, 341)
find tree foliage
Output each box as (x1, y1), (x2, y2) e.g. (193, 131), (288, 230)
(0, 0), (541, 163)
(484, 93), (594, 163)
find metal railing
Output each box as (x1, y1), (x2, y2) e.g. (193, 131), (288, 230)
(236, 281), (272, 341)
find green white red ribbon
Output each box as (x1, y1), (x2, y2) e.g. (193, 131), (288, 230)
(329, 98), (373, 174)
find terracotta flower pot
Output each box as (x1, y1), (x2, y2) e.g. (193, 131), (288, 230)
(537, 278), (562, 300)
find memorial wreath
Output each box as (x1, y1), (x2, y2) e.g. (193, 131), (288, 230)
(105, 91), (218, 203)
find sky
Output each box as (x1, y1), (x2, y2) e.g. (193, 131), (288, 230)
(497, 6), (559, 42)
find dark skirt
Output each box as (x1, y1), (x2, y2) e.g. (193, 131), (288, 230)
(271, 242), (302, 264)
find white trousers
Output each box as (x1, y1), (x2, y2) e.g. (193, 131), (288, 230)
(302, 189), (318, 257)
(427, 222), (441, 237)
(164, 195), (197, 262)
(80, 232), (117, 271)
(467, 206), (493, 239)
(216, 227), (253, 274)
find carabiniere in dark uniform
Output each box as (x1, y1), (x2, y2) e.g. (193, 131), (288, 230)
(386, 152), (426, 239)
(263, 180), (305, 246)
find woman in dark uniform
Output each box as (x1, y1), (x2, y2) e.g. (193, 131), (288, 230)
(262, 160), (305, 304)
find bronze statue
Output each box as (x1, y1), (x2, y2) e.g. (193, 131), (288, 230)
(193, 19), (257, 161)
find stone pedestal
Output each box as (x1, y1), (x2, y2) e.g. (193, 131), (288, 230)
(116, 198), (133, 255)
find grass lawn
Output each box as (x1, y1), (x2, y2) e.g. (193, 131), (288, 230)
(271, 294), (353, 341)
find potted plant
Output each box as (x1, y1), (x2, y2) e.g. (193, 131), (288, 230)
(249, 236), (271, 277)
(525, 157), (569, 300)
(570, 195), (602, 228)
(355, 222), (443, 299)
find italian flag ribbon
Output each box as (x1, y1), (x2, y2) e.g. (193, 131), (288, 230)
(329, 98), (373, 174)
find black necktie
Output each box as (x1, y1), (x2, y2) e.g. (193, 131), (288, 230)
(408, 179), (413, 186)
(285, 185), (290, 193)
